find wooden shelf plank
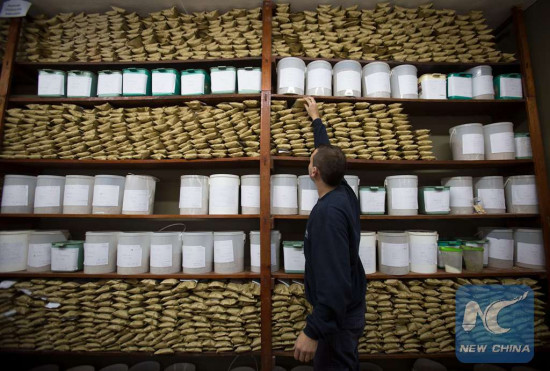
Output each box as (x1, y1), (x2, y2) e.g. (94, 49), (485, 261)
(272, 267), (546, 280)
(0, 271), (261, 279)
(0, 157), (260, 170)
(273, 156), (534, 170)
(273, 350), (456, 360)
(0, 348), (260, 357)
(271, 94), (524, 115)
(274, 214), (539, 220)
(0, 213), (259, 220)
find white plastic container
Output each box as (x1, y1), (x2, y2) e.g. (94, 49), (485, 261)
(449, 123), (485, 160)
(495, 73), (523, 99)
(250, 230), (281, 273)
(359, 231), (376, 274)
(27, 230), (68, 272)
(466, 65), (494, 99)
(514, 133), (532, 159)
(362, 62), (391, 98)
(214, 231), (245, 274)
(408, 230), (438, 274)
(483, 122), (515, 160)
(209, 174), (240, 215)
(51, 240), (84, 272)
(333, 60), (362, 97)
(283, 241), (305, 273)
(180, 69), (209, 95)
(419, 186), (450, 215)
(0, 230), (31, 272)
(505, 175), (538, 214)
(447, 73), (473, 99)
(117, 232), (151, 274)
(182, 231), (213, 274)
(390, 64), (418, 99)
(38, 69), (66, 96)
(419, 74), (447, 100)
(277, 57), (306, 95)
(122, 68), (151, 96)
(377, 231), (409, 275)
(237, 67), (262, 93)
(271, 174), (298, 215)
(306, 60), (332, 96)
(298, 175), (318, 215)
(1, 175), (37, 214)
(344, 175), (360, 198)
(92, 175), (126, 214)
(66, 70), (97, 97)
(63, 175), (94, 214)
(151, 68), (179, 96)
(210, 66), (237, 94)
(97, 70), (123, 97)
(385, 175), (418, 216)
(241, 175), (260, 215)
(34, 175), (65, 214)
(122, 175), (157, 215)
(359, 187), (386, 215)
(514, 229), (545, 270)
(441, 176), (474, 214)
(179, 175), (209, 215)
(84, 231), (119, 274)
(150, 232), (182, 274)
(486, 229), (514, 269)
(474, 176), (506, 214)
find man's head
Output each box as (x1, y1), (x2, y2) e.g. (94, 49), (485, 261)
(308, 144), (347, 187)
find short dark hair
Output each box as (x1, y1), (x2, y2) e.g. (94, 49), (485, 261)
(312, 144), (347, 186)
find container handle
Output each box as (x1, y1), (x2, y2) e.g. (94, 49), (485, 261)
(503, 177), (511, 188)
(187, 69), (195, 73)
(218, 66), (227, 70)
(156, 68), (166, 72)
(158, 223), (186, 232)
(41, 69), (55, 73)
(244, 67), (253, 71)
(434, 186), (445, 191)
(369, 186), (379, 191)
(449, 129), (456, 148)
(126, 68), (139, 72)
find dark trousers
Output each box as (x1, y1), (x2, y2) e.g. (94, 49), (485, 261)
(313, 321), (364, 371)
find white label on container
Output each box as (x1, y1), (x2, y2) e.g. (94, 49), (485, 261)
(35, 186), (60, 208)
(365, 72), (390, 94)
(45, 302), (61, 309)
(517, 242), (544, 266)
(51, 248), (79, 271)
(123, 74), (148, 94)
(2, 185), (28, 206)
(84, 243), (109, 266)
(308, 68), (332, 90)
(336, 71), (360, 93)
(241, 185), (260, 208)
(0, 242), (25, 269)
(179, 186), (203, 209)
(500, 77), (522, 98)
(462, 134), (485, 155)
(63, 184), (90, 206)
(424, 190), (450, 212)
(238, 69), (261, 92)
(478, 189), (505, 209)
(450, 186), (473, 207)
(397, 75), (418, 96)
(214, 240), (234, 263)
(0, 0), (32, 18)
(210, 185), (238, 211)
(211, 71), (236, 92)
(251, 243), (260, 267)
(361, 191), (386, 213)
(0, 280), (16, 289)
(448, 76), (472, 97)
(92, 185), (120, 207)
(27, 243), (51, 268)
(410, 243), (437, 266)
(279, 67), (304, 90)
(273, 185), (297, 209)
(284, 248), (305, 271)
(391, 188), (418, 210)
(381, 242), (409, 267)
(473, 75), (494, 96)
(490, 132), (515, 154)
(487, 238), (513, 260)
(183, 245), (206, 268)
(67, 76), (92, 96)
(151, 244), (173, 268)
(515, 137), (532, 158)
(511, 184), (538, 206)
(300, 189), (319, 212)
(181, 74), (205, 95)
(152, 73), (176, 94)
(122, 189), (149, 212)
(38, 74), (64, 95)
(421, 79), (446, 99)
(98, 73), (122, 95)
(117, 244), (142, 268)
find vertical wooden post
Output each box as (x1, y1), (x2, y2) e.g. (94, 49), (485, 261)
(0, 17), (22, 145)
(260, 1), (273, 370)
(512, 8), (550, 271)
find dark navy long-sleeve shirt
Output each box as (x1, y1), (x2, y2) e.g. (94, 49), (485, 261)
(303, 118), (366, 340)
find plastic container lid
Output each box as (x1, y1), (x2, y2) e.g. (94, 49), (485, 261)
(378, 230), (407, 236)
(68, 70), (95, 77)
(123, 68), (149, 73)
(152, 68), (178, 73)
(99, 70), (122, 74)
(52, 240), (84, 248)
(211, 66), (236, 71)
(210, 174), (240, 179)
(421, 186), (449, 191)
(360, 186), (385, 191)
(39, 69), (65, 75)
(440, 246), (462, 252)
(283, 241), (304, 247)
(386, 175), (417, 180)
(462, 246), (484, 251)
(95, 175), (125, 180)
(5, 174), (36, 180)
(448, 72), (472, 78)
(514, 132), (530, 137)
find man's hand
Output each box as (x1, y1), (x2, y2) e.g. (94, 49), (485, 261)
(293, 331), (318, 363)
(304, 96), (320, 121)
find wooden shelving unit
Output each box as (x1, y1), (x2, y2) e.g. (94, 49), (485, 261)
(0, 2), (548, 370)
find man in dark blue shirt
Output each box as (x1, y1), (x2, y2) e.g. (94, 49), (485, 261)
(293, 97), (367, 370)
